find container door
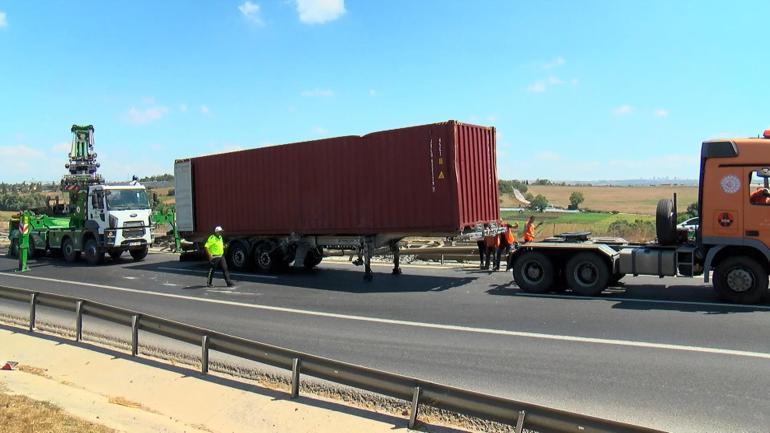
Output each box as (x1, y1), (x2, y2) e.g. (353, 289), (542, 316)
(174, 160), (195, 232)
(743, 167), (770, 250)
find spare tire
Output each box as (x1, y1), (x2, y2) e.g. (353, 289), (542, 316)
(656, 199), (677, 245)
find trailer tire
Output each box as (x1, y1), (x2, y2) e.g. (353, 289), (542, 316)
(62, 238), (80, 263)
(304, 247), (323, 270)
(565, 252), (610, 296)
(84, 238), (104, 265)
(656, 199), (677, 246)
(713, 256), (768, 304)
(130, 246), (148, 261)
(227, 240), (250, 271)
(254, 242), (279, 273)
(512, 252), (555, 293)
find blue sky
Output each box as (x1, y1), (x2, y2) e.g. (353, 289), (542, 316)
(1, 1), (769, 183)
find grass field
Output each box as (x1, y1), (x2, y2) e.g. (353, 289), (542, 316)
(500, 210), (656, 241)
(500, 185), (698, 214)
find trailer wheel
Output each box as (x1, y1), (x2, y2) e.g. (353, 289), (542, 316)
(8, 239), (19, 258)
(713, 256), (768, 304)
(254, 242), (279, 272)
(130, 246), (148, 261)
(227, 240), (250, 271)
(565, 252), (610, 296)
(512, 252), (555, 293)
(62, 238), (80, 263)
(656, 199), (677, 246)
(84, 238), (104, 265)
(304, 247), (323, 270)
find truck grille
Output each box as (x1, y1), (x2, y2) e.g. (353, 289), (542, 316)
(122, 221), (146, 239)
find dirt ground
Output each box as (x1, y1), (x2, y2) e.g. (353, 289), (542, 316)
(0, 387), (115, 433)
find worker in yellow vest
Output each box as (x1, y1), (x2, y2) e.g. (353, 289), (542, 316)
(206, 226), (234, 288)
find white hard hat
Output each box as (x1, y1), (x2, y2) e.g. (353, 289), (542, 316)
(214, 226), (223, 232)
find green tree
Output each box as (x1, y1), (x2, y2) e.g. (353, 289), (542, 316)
(686, 202), (698, 217)
(568, 191), (585, 210)
(529, 194), (549, 212)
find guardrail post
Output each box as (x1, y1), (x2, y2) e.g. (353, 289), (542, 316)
(75, 300), (84, 342)
(290, 358), (301, 399)
(28, 292), (37, 332)
(131, 314), (140, 356)
(201, 335), (209, 374)
(515, 409), (526, 433)
(408, 386), (421, 429)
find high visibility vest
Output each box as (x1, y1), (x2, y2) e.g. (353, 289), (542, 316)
(504, 227), (515, 244)
(524, 223), (536, 242)
(205, 234), (225, 257)
(484, 234), (499, 249)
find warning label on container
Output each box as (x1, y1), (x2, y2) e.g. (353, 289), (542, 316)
(438, 171), (445, 180)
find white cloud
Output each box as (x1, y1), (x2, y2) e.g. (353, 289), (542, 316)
(179, 104), (188, 112)
(200, 105), (210, 115)
(613, 105), (634, 116)
(0, 145), (45, 159)
(126, 106), (168, 125)
(654, 109), (669, 118)
(535, 151), (562, 162)
(239, 1), (263, 24)
(51, 142), (70, 153)
(527, 80), (547, 93)
(295, 0), (346, 24)
(542, 56), (565, 69)
(300, 88), (334, 97)
(0, 12), (7, 28)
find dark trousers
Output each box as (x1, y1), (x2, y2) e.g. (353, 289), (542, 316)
(207, 257), (232, 286)
(495, 241), (512, 270)
(477, 241), (486, 267)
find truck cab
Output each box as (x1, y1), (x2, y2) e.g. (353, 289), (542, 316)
(87, 184), (153, 258)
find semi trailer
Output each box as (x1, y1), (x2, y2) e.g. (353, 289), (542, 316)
(175, 120), (500, 279)
(6, 125), (153, 264)
(510, 129), (770, 304)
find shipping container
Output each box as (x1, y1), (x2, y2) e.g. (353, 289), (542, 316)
(175, 120), (499, 278)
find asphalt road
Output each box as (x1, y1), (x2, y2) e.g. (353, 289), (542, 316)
(1, 251), (769, 432)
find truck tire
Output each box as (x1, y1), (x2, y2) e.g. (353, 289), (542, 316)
(512, 252), (555, 293)
(84, 238), (104, 265)
(713, 256), (768, 304)
(8, 239), (19, 258)
(303, 247), (323, 270)
(62, 238), (80, 263)
(254, 242), (279, 273)
(227, 240), (250, 271)
(130, 246), (149, 261)
(108, 249), (123, 261)
(565, 252), (610, 296)
(656, 199), (677, 246)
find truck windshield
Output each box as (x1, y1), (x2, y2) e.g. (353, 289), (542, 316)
(105, 189), (150, 210)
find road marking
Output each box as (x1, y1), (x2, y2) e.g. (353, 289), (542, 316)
(2, 272), (770, 360)
(156, 266), (278, 279)
(511, 292), (770, 310)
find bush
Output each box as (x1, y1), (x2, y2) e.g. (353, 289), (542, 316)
(528, 194), (549, 212)
(568, 191), (585, 210)
(607, 219), (656, 240)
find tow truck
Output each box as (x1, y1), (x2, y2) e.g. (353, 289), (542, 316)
(7, 125), (154, 264)
(510, 129), (770, 304)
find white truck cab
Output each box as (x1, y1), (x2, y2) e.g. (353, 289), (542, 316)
(86, 184), (153, 261)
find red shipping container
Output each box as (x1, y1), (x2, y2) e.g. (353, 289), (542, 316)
(175, 121), (499, 238)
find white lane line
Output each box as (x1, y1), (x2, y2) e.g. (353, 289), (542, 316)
(3, 272), (770, 360)
(511, 292), (770, 311)
(156, 266), (278, 280)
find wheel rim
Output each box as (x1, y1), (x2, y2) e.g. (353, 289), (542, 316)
(522, 260), (544, 284)
(258, 251), (272, 268)
(64, 243), (73, 256)
(726, 268), (754, 293)
(232, 249), (246, 268)
(574, 262), (599, 286)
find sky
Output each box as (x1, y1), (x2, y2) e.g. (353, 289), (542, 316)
(1, 1), (769, 183)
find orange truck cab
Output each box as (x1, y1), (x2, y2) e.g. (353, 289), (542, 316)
(509, 129), (770, 304)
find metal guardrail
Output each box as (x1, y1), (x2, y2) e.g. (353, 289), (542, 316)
(0, 285), (664, 433)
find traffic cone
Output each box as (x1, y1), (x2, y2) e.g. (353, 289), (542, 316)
(1, 361), (18, 370)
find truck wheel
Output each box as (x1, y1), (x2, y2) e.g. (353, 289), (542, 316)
(8, 239), (19, 258)
(656, 199), (677, 246)
(713, 256), (768, 304)
(130, 246), (149, 261)
(254, 242), (278, 272)
(512, 252), (555, 293)
(84, 238), (104, 265)
(62, 238), (80, 263)
(303, 247), (323, 270)
(108, 249), (123, 261)
(227, 241), (250, 271)
(565, 252), (610, 296)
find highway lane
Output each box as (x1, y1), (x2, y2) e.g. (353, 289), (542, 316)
(1, 251), (769, 432)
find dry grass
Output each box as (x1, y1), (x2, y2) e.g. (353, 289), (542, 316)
(0, 390), (116, 433)
(107, 396), (160, 414)
(500, 185), (698, 214)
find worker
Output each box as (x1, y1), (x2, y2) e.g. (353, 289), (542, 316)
(750, 187), (770, 205)
(205, 226), (234, 288)
(522, 216), (542, 243)
(477, 223), (490, 270)
(494, 222), (519, 271)
(483, 226), (499, 270)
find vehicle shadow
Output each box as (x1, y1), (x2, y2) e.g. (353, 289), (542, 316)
(129, 260), (476, 294)
(486, 282), (770, 314)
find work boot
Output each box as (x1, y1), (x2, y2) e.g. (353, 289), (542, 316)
(227, 282), (236, 288)
(206, 283), (213, 288)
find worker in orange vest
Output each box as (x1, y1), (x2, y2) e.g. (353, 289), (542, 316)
(483, 226), (499, 270)
(494, 222), (519, 271)
(523, 216), (542, 243)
